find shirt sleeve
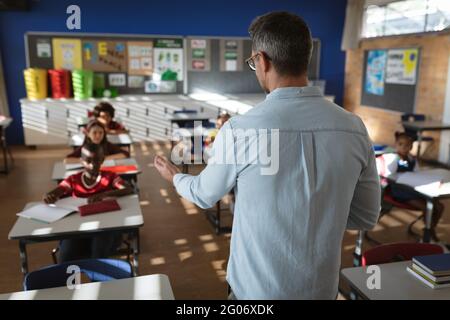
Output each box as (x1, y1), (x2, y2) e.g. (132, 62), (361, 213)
(347, 137), (381, 230)
(58, 176), (73, 196)
(173, 121), (237, 209)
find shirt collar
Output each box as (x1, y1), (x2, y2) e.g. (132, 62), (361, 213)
(265, 86), (323, 101)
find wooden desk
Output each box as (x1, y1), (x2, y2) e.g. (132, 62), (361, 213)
(0, 117), (13, 174)
(341, 261), (450, 300)
(402, 120), (450, 159)
(8, 195), (144, 276)
(0, 274), (174, 300)
(52, 158), (141, 182)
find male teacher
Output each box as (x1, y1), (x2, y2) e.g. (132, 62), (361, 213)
(154, 11), (380, 299)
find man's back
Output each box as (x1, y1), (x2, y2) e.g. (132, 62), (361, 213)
(225, 87), (380, 299)
(173, 86), (380, 299)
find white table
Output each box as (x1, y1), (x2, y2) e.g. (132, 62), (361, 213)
(51, 158), (141, 182)
(341, 261), (450, 300)
(70, 133), (133, 149)
(386, 168), (450, 243)
(9, 195), (144, 276)
(0, 274), (174, 300)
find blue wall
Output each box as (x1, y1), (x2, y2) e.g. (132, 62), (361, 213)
(0, 0), (347, 145)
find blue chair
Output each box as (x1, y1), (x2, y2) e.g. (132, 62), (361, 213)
(23, 258), (133, 291)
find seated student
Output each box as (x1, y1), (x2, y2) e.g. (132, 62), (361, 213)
(43, 142), (134, 262)
(93, 102), (128, 135)
(65, 120), (129, 164)
(205, 112), (231, 147)
(382, 131), (444, 242)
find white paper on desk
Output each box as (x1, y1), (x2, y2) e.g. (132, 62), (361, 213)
(54, 197), (88, 211)
(17, 204), (75, 224)
(396, 169), (450, 187)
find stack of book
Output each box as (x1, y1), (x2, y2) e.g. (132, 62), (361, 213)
(407, 253), (450, 289)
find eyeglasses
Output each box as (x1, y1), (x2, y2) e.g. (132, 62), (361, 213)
(245, 52), (271, 71)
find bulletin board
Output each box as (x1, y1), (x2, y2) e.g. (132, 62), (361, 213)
(361, 47), (421, 113)
(25, 32), (185, 94)
(186, 36), (322, 94)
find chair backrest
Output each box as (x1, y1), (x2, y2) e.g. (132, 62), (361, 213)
(362, 243), (444, 266)
(401, 113), (426, 122)
(23, 258), (132, 291)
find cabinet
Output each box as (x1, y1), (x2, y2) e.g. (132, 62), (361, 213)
(20, 95), (237, 146)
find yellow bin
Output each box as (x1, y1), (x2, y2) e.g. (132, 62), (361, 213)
(24, 68), (48, 100)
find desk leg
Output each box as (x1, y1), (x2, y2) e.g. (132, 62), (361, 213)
(1, 127), (8, 174)
(417, 132), (423, 160)
(19, 240), (29, 275)
(423, 200), (433, 243)
(131, 229), (139, 276)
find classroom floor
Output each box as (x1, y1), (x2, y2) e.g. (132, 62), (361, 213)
(0, 143), (449, 299)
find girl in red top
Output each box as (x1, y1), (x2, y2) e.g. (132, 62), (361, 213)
(65, 120), (129, 164)
(93, 102), (128, 134)
(44, 142), (134, 262)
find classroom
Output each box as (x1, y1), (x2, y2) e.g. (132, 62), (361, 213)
(0, 0), (450, 303)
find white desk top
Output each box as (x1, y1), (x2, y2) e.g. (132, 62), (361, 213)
(171, 127), (212, 140)
(9, 195), (143, 240)
(52, 158), (140, 181)
(70, 133), (133, 147)
(341, 261), (450, 300)
(0, 274), (174, 300)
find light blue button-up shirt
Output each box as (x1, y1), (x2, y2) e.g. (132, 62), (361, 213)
(173, 87), (380, 299)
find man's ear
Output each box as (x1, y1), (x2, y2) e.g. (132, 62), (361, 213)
(259, 52), (271, 73)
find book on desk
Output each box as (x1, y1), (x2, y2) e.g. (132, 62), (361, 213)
(407, 253), (450, 289)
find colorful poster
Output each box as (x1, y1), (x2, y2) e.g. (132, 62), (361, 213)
(82, 40), (127, 72)
(386, 48), (419, 85)
(365, 50), (387, 96)
(36, 39), (52, 58)
(52, 38), (82, 70)
(127, 41), (153, 75)
(188, 39), (210, 72)
(220, 39), (243, 72)
(108, 73), (126, 87)
(153, 39), (183, 81)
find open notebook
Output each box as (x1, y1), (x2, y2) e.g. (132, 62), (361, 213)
(17, 197), (87, 224)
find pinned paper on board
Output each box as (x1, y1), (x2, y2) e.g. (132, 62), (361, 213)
(108, 73), (126, 87)
(153, 39), (183, 80)
(127, 41), (153, 75)
(52, 38), (82, 70)
(386, 48), (419, 85)
(365, 50), (387, 96)
(128, 75), (145, 88)
(36, 39), (52, 58)
(220, 39), (243, 72)
(82, 40), (127, 72)
(188, 38), (211, 72)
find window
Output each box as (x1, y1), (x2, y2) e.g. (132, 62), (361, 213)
(362, 0), (450, 38)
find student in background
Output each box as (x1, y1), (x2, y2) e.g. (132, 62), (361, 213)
(205, 112), (231, 147)
(93, 102), (128, 135)
(44, 142), (134, 262)
(65, 120), (129, 164)
(384, 131), (444, 242)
